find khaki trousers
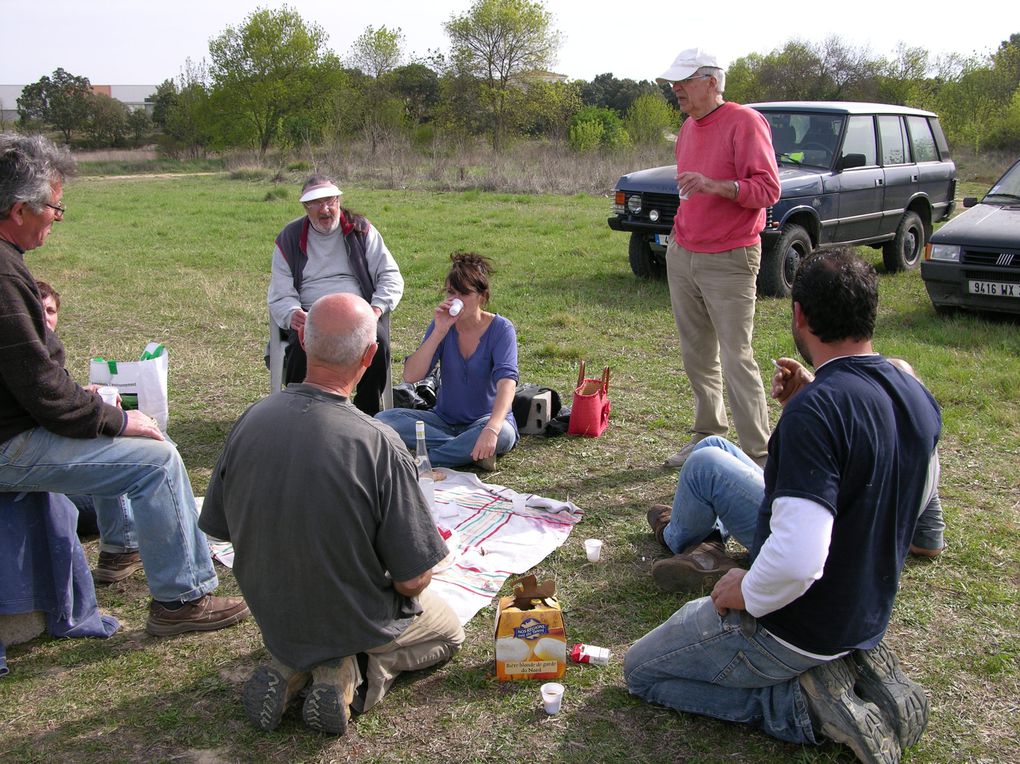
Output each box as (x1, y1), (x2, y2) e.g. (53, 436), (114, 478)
(355, 587), (465, 713)
(665, 240), (770, 461)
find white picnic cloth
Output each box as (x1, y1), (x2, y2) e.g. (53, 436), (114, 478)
(428, 469), (583, 624)
(201, 470), (583, 626)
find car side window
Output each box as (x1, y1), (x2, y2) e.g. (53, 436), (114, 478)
(906, 116), (938, 163)
(841, 115), (877, 166)
(878, 116), (909, 165)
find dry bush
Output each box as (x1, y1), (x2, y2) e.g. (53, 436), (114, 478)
(242, 136), (677, 197)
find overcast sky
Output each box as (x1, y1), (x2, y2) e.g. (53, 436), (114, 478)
(2, 0), (1013, 87)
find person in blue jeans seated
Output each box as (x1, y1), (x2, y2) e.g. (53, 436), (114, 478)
(625, 249), (941, 763)
(376, 252), (518, 470)
(0, 132), (248, 636)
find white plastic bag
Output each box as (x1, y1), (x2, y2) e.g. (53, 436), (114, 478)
(89, 342), (169, 431)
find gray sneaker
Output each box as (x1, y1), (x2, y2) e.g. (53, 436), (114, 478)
(662, 436), (707, 469)
(243, 662), (311, 731)
(799, 658), (900, 763)
(851, 642), (929, 749)
(302, 656), (359, 735)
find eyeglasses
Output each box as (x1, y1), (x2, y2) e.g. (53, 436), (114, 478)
(302, 197), (339, 209)
(44, 201), (66, 219)
(674, 74), (712, 86)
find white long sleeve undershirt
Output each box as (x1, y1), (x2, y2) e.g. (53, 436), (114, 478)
(741, 496), (833, 618)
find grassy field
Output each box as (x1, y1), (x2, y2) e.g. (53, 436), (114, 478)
(1, 173), (1017, 763)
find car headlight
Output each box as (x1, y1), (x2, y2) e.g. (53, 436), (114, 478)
(929, 243), (961, 262)
(626, 195), (642, 214)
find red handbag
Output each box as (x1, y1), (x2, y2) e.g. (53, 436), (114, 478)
(568, 360), (611, 437)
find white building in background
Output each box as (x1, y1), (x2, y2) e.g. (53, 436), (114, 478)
(0, 84), (158, 124)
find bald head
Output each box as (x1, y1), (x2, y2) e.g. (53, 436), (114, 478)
(304, 293), (377, 370)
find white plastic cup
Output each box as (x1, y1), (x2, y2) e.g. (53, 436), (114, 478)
(97, 385), (118, 406)
(540, 682), (564, 715)
(449, 298), (464, 316)
(584, 538), (603, 562)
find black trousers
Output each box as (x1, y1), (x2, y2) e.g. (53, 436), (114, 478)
(283, 313), (391, 416)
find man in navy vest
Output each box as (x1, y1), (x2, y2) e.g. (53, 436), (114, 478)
(268, 176), (403, 415)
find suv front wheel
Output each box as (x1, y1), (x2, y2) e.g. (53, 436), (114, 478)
(629, 232), (666, 279)
(882, 211), (925, 272)
(759, 223), (811, 298)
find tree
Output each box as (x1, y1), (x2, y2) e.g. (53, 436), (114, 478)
(387, 63), (441, 124)
(347, 25), (404, 78)
(17, 68), (93, 143)
(84, 93), (130, 147)
(625, 93), (678, 145)
(445, 0), (562, 150)
(208, 6), (343, 157)
(580, 73), (658, 115)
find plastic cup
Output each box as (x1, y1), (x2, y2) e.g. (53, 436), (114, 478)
(449, 298), (464, 316)
(97, 385), (118, 405)
(584, 538), (603, 562)
(540, 682), (564, 715)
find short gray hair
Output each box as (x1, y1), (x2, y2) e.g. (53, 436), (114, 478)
(698, 66), (726, 94)
(304, 299), (377, 368)
(0, 133), (76, 219)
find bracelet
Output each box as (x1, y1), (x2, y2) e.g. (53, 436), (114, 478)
(484, 425), (500, 436)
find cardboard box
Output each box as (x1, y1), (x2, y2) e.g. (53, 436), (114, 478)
(494, 575), (566, 681)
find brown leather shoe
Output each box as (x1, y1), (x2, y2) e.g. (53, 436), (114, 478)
(93, 550), (143, 584)
(145, 594), (250, 636)
(651, 540), (740, 592)
(646, 504), (672, 548)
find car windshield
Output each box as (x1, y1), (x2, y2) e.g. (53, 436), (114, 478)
(760, 111), (845, 168)
(983, 162), (1020, 203)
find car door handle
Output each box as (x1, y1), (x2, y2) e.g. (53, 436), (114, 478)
(875, 178), (884, 187)
(912, 175), (919, 182)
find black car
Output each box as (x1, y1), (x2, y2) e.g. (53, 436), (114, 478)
(921, 158), (1020, 316)
(608, 101), (957, 296)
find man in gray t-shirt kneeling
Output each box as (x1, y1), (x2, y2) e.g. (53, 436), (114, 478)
(201, 293), (463, 736)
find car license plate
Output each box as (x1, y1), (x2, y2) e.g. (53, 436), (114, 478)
(655, 233), (672, 247)
(969, 280), (1020, 298)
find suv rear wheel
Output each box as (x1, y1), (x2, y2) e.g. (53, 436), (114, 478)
(883, 211), (925, 272)
(759, 224), (811, 298)
(629, 232), (666, 279)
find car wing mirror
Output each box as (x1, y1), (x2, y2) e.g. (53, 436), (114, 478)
(837, 153), (867, 171)
(963, 197), (978, 208)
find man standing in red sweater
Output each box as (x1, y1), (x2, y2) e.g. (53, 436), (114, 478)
(657, 49), (780, 475)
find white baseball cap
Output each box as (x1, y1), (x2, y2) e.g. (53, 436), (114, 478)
(657, 48), (720, 84)
(299, 181), (342, 203)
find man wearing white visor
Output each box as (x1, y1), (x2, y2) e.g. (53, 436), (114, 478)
(268, 175), (403, 414)
(655, 49), (780, 471)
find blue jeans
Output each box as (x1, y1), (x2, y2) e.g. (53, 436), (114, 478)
(69, 494), (138, 552)
(912, 492), (945, 551)
(663, 436), (763, 554)
(624, 596), (821, 745)
(374, 408), (518, 468)
(0, 427), (217, 603)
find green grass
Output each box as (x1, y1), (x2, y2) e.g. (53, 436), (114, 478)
(1, 174), (1017, 763)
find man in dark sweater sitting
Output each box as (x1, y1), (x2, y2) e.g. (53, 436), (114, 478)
(0, 132), (248, 636)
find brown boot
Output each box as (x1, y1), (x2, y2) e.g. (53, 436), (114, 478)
(243, 659), (311, 731)
(651, 540), (739, 592)
(302, 656), (359, 735)
(646, 504), (672, 549)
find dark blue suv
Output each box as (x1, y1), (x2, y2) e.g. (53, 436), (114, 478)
(608, 101), (957, 296)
